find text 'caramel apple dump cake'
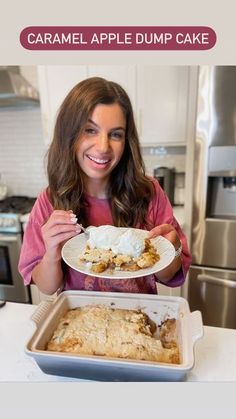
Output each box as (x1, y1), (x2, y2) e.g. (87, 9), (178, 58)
(47, 305), (180, 364)
(79, 225), (160, 274)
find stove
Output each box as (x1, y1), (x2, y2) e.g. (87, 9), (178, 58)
(0, 196), (36, 303)
(0, 196), (36, 214)
(0, 196), (36, 233)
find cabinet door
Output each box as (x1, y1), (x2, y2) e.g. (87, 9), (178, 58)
(37, 65), (87, 144)
(137, 66), (190, 145)
(157, 283), (181, 297)
(88, 65), (136, 114)
(30, 284), (56, 305)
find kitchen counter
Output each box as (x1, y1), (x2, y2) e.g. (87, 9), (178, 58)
(0, 301), (236, 382)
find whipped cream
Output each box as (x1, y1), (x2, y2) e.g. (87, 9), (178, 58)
(87, 225), (148, 258)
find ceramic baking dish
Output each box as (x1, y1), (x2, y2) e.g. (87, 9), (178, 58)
(25, 290), (203, 381)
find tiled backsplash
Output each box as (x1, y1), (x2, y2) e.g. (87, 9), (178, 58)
(0, 106), (47, 197)
(0, 113), (187, 199)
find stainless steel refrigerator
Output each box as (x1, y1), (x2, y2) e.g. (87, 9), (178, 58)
(188, 66), (236, 328)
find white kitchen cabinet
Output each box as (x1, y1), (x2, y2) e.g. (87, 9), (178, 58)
(136, 66), (190, 145)
(30, 284), (56, 305)
(157, 283), (181, 297)
(37, 64), (196, 146)
(37, 65), (137, 145)
(88, 65), (193, 147)
(88, 65), (136, 113)
(37, 65), (88, 144)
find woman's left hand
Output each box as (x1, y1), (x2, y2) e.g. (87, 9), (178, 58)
(148, 223), (181, 251)
(148, 224), (182, 283)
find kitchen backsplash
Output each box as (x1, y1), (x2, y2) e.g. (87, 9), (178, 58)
(141, 146), (186, 175)
(142, 146), (186, 206)
(0, 111), (186, 199)
(0, 106), (47, 197)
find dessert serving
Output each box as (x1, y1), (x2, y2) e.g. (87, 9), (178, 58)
(79, 225), (160, 274)
(47, 304), (180, 364)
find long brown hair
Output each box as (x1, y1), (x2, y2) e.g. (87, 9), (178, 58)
(47, 77), (154, 228)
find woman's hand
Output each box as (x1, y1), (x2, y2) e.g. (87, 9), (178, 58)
(32, 210), (81, 295)
(41, 210), (81, 261)
(148, 223), (181, 251)
(148, 224), (182, 284)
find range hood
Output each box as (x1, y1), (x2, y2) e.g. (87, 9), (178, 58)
(0, 66), (40, 107)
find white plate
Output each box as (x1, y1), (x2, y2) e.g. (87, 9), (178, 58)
(62, 228), (175, 279)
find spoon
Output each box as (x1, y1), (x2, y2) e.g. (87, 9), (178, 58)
(77, 224), (90, 239)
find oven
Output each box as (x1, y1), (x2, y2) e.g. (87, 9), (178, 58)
(0, 197), (36, 303)
(0, 230), (30, 303)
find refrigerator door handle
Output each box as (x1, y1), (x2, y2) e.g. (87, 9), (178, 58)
(198, 274), (236, 288)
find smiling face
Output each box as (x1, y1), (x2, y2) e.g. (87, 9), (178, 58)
(75, 103), (126, 195)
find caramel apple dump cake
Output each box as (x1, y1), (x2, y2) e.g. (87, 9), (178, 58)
(47, 305), (179, 364)
(79, 225), (160, 274)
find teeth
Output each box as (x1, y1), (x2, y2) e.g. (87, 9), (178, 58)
(88, 155), (109, 164)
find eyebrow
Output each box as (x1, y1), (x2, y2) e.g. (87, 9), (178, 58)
(87, 119), (126, 132)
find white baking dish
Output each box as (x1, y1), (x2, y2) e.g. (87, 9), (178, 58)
(25, 290), (203, 381)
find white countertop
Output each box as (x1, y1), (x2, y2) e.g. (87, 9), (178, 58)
(0, 301), (236, 382)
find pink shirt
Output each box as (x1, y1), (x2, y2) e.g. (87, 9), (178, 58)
(18, 178), (191, 294)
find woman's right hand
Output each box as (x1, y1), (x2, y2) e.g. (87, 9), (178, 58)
(41, 210), (81, 261)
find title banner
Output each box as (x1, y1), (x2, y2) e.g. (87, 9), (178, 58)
(20, 26), (217, 50)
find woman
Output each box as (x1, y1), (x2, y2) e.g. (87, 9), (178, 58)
(18, 76), (191, 295)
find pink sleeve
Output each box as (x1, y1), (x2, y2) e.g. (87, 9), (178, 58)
(147, 178), (192, 286)
(18, 189), (53, 286)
